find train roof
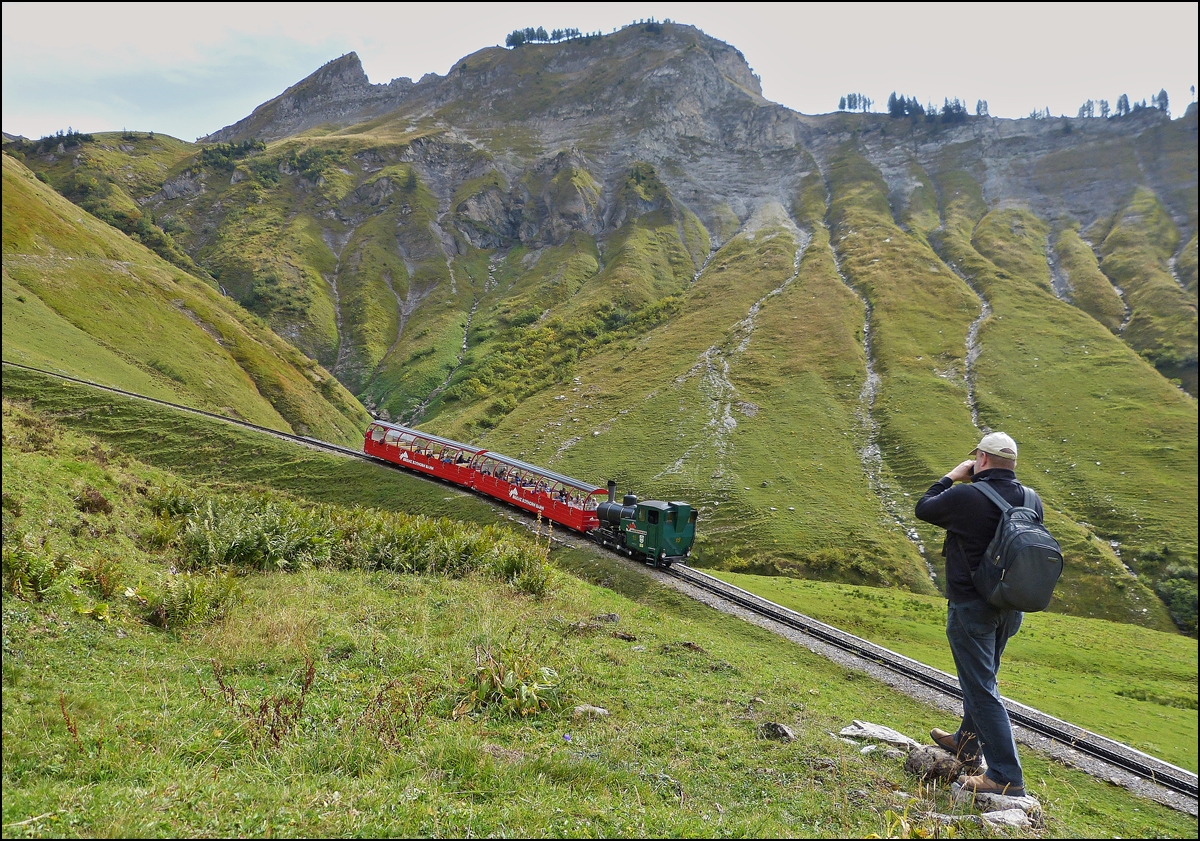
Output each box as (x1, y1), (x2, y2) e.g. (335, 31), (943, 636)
(367, 420), (600, 492)
(366, 420), (482, 454)
(471, 451), (604, 493)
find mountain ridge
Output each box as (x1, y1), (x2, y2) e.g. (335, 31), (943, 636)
(5, 20), (1196, 632)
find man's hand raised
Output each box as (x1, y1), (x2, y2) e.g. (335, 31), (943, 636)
(946, 459), (976, 483)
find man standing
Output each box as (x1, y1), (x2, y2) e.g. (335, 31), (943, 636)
(914, 431), (1035, 797)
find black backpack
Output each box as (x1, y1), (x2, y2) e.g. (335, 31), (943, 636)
(971, 482), (1064, 612)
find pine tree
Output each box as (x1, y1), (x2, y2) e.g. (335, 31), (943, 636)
(839, 96), (847, 111)
(1156, 88), (1169, 115)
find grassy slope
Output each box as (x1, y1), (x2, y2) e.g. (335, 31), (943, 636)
(1177, 231), (1197, 298)
(2, 154), (370, 446)
(2, 391), (1193, 838)
(823, 146), (982, 569)
(3, 131), (203, 275)
(929, 170), (1186, 630)
(3, 270), (184, 403)
(1054, 228), (1126, 333)
(1098, 188), (1198, 392)
(425, 164), (709, 438)
(443, 198), (936, 594)
(971, 205), (1194, 610)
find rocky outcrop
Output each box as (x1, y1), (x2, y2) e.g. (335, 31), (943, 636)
(201, 53), (418, 143)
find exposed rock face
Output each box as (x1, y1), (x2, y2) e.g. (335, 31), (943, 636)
(200, 24), (1190, 242)
(201, 53), (416, 144)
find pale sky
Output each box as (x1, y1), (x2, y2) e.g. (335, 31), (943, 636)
(3, 2), (1197, 141)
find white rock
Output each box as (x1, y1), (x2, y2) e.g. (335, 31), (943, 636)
(573, 704), (609, 718)
(839, 720), (921, 749)
(951, 783), (1041, 816)
(982, 808), (1032, 829)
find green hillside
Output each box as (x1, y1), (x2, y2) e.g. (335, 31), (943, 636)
(1, 384), (1194, 838)
(2, 153), (370, 445)
(4, 22), (1196, 632)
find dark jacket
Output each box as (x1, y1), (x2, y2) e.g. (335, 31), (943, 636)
(914, 468), (1043, 603)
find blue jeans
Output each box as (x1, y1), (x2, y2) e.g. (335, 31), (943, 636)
(946, 599), (1024, 790)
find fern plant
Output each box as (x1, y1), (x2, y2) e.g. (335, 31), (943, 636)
(148, 570), (238, 629)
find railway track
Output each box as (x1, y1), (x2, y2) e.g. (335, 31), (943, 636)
(5, 359), (1197, 812)
(664, 562), (1198, 807)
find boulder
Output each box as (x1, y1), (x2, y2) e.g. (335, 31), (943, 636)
(759, 722), (796, 742)
(904, 745), (967, 781)
(951, 782), (1042, 818)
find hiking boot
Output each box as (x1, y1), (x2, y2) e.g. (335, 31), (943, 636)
(958, 772), (1025, 798)
(930, 728), (983, 771)
(930, 728), (960, 752)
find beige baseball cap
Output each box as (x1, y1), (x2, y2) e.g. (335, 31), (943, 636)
(970, 431), (1018, 459)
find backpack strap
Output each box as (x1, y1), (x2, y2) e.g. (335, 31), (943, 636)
(976, 481), (1042, 518)
(972, 480), (1011, 512)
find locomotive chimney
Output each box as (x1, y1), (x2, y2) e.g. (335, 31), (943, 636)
(607, 480), (616, 503)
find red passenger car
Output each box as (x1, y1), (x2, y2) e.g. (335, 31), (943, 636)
(467, 451), (606, 532)
(363, 421), (607, 533)
(364, 421), (480, 485)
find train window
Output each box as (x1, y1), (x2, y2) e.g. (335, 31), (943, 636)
(637, 509), (646, 522)
(370, 426), (386, 442)
(666, 511), (676, 525)
(647, 510), (659, 525)
(384, 430), (401, 444)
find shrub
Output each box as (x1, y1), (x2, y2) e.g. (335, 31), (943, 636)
(180, 496), (332, 572)
(453, 635), (561, 718)
(74, 485), (112, 515)
(1155, 570), (1198, 636)
(2, 537), (72, 601)
(78, 552), (122, 599)
(139, 516), (181, 550)
(147, 570), (238, 629)
(147, 484), (197, 518)
(161, 489), (551, 592)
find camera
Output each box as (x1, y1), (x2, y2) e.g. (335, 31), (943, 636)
(967, 464), (975, 477)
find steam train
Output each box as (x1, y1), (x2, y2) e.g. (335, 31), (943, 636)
(364, 420), (697, 567)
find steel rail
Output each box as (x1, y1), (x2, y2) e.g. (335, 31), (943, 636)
(5, 360), (1196, 801)
(665, 562), (1198, 800)
(2, 360), (384, 464)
